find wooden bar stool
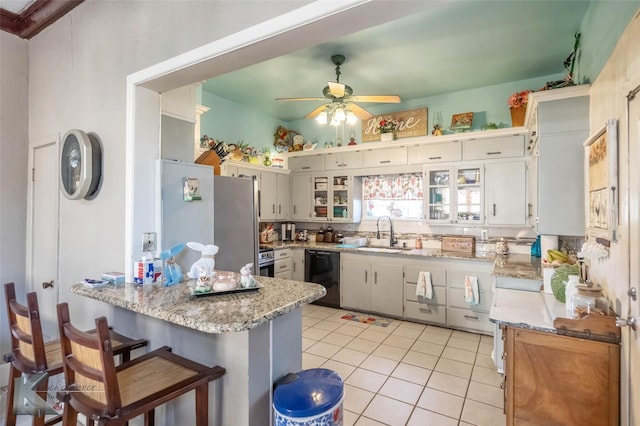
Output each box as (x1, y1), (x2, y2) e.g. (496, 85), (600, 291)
(2, 283), (148, 426)
(55, 302), (226, 426)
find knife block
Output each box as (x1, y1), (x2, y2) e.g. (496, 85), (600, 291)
(195, 150), (221, 175)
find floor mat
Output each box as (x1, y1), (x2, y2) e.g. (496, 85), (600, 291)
(341, 312), (392, 327)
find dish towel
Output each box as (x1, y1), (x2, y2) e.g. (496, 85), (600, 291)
(464, 275), (479, 305)
(416, 271), (433, 299)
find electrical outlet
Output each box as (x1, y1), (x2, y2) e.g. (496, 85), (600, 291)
(142, 232), (157, 252)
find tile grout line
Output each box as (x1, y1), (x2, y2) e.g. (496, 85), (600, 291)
(302, 307), (504, 425)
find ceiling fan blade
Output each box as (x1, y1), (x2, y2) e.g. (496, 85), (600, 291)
(328, 81), (345, 98)
(350, 95), (401, 103)
(347, 103), (373, 119)
(276, 97), (326, 102)
(304, 104), (329, 119)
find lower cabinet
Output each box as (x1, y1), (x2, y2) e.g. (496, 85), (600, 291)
(505, 327), (619, 426)
(274, 248), (293, 280)
(341, 253), (403, 317)
(340, 253), (494, 333)
(292, 249), (305, 282)
(446, 263), (493, 333)
(403, 265), (447, 326)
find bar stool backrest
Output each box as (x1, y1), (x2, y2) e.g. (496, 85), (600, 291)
(57, 302), (122, 418)
(4, 283), (48, 372)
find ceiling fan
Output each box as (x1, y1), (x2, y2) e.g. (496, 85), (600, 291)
(276, 54), (401, 123)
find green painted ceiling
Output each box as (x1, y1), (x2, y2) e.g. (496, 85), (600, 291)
(202, 1), (590, 122)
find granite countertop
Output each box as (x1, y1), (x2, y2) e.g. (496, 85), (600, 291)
(70, 276), (326, 334)
(264, 241), (495, 262)
(491, 253), (542, 280)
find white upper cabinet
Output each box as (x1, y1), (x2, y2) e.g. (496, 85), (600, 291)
(363, 146), (407, 168)
(324, 151), (363, 170)
(260, 170), (290, 221)
(526, 86), (590, 236)
(463, 134), (525, 160)
(484, 160), (528, 225)
(291, 173), (313, 221)
(288, 155), (324, 173)
(409, 141), (461, 164)
(161, 85), (197, 123)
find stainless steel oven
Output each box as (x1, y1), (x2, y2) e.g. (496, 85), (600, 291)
(258, 247), (274, 277)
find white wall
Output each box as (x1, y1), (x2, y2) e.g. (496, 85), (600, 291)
(587, 11), (640, 425)
(0, 31), (29, 384)
(23, 0), (308, 330)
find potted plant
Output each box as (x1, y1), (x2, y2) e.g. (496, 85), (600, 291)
(508, 89), (532, 127)
(377, 117), (400, 141)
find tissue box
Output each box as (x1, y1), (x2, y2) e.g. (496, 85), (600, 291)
(101, 272), (125, 284)
(133, 260), (162, 285)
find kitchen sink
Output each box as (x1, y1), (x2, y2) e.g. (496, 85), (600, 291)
(357, 247), (403, 254)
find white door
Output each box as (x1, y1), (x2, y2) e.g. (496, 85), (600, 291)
(627, 86), (640, 426)
(28, 139), (59, 340)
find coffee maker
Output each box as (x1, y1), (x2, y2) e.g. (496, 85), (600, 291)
(281, 222), (296, 241)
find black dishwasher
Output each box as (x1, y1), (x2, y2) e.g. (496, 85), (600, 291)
(305, 250), (340, 308)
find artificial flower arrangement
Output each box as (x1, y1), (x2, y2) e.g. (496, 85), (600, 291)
(508, 89), (533, 109)
(377, 117), (401, 133)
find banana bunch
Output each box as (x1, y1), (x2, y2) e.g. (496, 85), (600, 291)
(547, 249), (575, 265)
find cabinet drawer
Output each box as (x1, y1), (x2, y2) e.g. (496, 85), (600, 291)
(447, 270), (493, 292)
(275, 258), (292, 273)
(448, 288), (491, 312)
(447, 307), (492, 333)
(363, 147), (407, 167)
(405, 283), (446, 305)
(324, 151), (363, 170)
(404, 266), (446, 287)
(463, 135), (525, 160)
(288, 155), (324, 172)
(409, 141), (461, 164)
(274, 248), (292, 260)
(404, 300), (446, 325)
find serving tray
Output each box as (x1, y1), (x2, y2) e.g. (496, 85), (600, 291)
(189, 281), (262, 298)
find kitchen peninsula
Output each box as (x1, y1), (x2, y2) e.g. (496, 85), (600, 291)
(71, 276), (325, 426)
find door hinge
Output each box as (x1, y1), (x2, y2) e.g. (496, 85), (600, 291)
(32, 168), (35, 182)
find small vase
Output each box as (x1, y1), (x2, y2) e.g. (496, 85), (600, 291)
(510, 106), (527, 127)
(380, 132), (394, 142)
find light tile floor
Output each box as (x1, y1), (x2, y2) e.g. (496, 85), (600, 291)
(302, 304), (506, 426)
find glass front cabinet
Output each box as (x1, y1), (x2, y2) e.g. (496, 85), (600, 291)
(425, 165), (483, 224)
(312, 173), (361, 222)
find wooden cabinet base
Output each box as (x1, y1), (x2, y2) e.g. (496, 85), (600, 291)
(505, 327), (619, 426)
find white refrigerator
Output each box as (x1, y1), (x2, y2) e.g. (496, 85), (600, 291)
(158, 160), (259, 277)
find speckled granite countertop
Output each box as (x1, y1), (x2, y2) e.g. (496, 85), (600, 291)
(264, 241), (495, 262)
(491, 253), (542, 280)
(70, 276), (326, 334)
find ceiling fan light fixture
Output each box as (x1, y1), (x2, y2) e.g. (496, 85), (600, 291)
(346, 110), (358, 125)
(316, 110), (328, 124)
(334, 107), (346, 122)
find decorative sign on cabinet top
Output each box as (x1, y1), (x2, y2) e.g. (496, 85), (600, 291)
(361, 107), (428, 142)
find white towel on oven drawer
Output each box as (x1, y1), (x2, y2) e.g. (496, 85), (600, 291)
(465, 275), (479, 305)
(416, 271), (433, 299)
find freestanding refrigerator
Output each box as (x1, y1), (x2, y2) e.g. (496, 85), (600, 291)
(158, 160), (259, 277)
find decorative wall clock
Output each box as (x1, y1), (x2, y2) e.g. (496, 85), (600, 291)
(59, 129), (102, 200)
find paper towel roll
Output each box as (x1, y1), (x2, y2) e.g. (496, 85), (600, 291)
(540, 235), (559, 261)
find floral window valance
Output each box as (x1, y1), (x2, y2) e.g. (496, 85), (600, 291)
(363, 174), (423, 201)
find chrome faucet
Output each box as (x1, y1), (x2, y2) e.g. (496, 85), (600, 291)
(376, 215), (398, 247)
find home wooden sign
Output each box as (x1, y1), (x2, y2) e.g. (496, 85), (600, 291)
(361, 107), (428, 142)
